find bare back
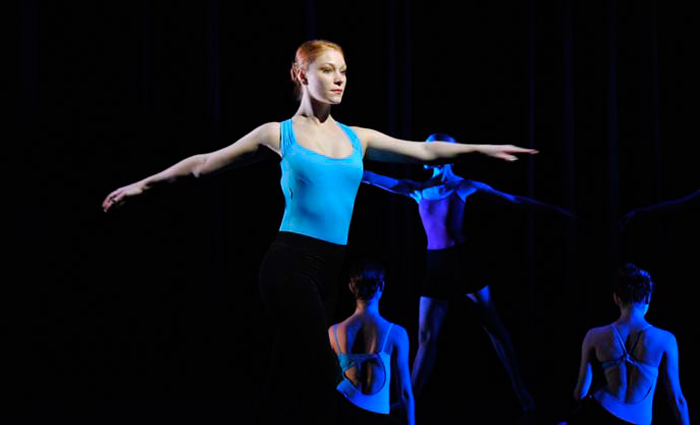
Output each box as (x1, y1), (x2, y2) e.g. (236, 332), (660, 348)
(330, 315), (393, 395)
(590, 323), (667, 403)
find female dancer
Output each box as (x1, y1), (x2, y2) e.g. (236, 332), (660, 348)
(570, 264), (689, 424)
(329, 261), (414, 425)
(102, 40), (536, 424)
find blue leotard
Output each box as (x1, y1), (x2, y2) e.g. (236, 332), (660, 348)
(334, 324), (394, 414)
(278, 119), (364, 245)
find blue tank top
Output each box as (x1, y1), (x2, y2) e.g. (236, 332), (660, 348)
(278, 119), (364, 245)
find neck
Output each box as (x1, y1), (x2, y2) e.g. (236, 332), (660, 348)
(296, 93), (332, 123)
(618, 304), (648, 323)
(354, 300), (380, 317)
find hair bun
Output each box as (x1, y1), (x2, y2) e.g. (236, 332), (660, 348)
(614, 263), (654, 304)
(348, 259), (385, 302)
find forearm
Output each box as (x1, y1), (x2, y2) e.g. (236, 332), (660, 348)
(573, 375), (590, 401)
(515, 196), (574, 217)
(423, 141), (482, 163)
(574, 353), (593, 401)
(141, 154), (207, 191)
(671, 394), (690, 425)
(400, 389), (415, 425)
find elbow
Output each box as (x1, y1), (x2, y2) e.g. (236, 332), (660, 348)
(674, 393), (688, 412)
(422, 143), (442, 163)
(191, 154), (209, 179)
(401, 386), (414, 405)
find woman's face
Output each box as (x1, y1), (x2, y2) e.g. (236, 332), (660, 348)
(304, 49), (347, 104)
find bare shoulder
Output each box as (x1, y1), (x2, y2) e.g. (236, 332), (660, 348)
(258, 121), (280, 133)
(327, 321), (344, 352)
(349, 126), (374, 147)
(349, 125), (372, 138)
(584, 325), (610, 343)
(255, 121), (281, 149)
(328, 318), (349, 334)
(388, 322), (409, 347)
(349, 125), (397, 143)
(649, 326), (677, 348)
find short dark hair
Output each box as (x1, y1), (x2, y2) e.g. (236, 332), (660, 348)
(348, 259), (385, 301)
(426, 133), (457, 143)
(613, 263), (654, 304)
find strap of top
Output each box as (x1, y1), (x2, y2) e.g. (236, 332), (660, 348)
(380, 323), (394, 352)
(628, 325), (650, 354)
(280, 119), (292, 155)
(333, 325), (343, 355)
(603, 324), (654, 369)
(336, 122), (363, 154)
(281, 119), (361, 157)
(611, 325), (627, 352)
(335, 323), (394, 356)
(611, 324), (650, 356)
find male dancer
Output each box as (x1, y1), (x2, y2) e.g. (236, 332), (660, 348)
(363, 133), (575, 414)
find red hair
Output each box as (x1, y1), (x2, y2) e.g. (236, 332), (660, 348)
(290, 40), (344, 99)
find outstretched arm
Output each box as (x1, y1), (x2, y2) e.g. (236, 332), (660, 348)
(353, 127), (537, 164)
(573, 330), (594, 401)
(469, 181), (576, 219)
(362, 170), (421, 198)
(393, 326), (415, 425)
(661, 333), (690, 425)
(620, 189), (700, 229)
(102, 122), (280, 212)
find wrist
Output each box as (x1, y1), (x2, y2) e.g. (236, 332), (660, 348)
(140, 178), (156, 192)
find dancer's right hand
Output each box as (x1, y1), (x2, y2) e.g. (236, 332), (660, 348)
(102, 182), (145, 213)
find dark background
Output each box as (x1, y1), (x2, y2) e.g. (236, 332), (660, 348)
(9, 1), (698, 424)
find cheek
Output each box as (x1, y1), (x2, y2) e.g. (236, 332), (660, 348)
(312, 75), (335, 95)
(309, 74), (326, 87)
(310, 79), (326, 95)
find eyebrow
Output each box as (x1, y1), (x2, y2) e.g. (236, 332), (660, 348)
(320, 62), (347, 69)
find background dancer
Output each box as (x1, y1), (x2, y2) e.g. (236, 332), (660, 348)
(329, 260), (414, 425)
(569, 263), (689, 425)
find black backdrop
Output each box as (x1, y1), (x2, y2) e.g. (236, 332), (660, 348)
(10, 1), (698, 424)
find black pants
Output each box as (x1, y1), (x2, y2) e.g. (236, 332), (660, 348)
(256, 232), (345, 425)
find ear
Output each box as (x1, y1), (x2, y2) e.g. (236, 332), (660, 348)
(298, 68), (308, 85)
(613, 293), (620, 306)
